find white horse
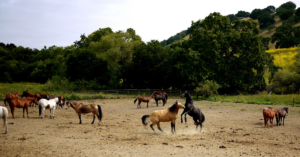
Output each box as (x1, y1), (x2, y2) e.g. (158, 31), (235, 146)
(38, 99), (57, 119)
(0, 106), (8, 134)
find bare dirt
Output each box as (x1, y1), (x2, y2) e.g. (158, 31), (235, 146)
(1, 98), (300, 157)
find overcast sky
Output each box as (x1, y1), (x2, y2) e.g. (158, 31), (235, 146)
(1, 0), (300, 49)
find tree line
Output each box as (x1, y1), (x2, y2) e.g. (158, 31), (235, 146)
(1, 12), (283, 94)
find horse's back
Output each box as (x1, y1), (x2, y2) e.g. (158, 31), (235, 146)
(80, 104), (97, 113)
(263, 108), (277, 118)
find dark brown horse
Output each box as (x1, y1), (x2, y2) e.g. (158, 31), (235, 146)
(134, 95), (153, 108)
(65, 101), (102, 124)
(6, 97), (38, 118)
(263, 107), (278, 128)
(152, 91), (168, 103)
(153, 94), (166, 107)
(56, 96), (65, 109)
(21, 90), (42, 107)
(4, 91), (20, 106)
(276, 107), (288, 126)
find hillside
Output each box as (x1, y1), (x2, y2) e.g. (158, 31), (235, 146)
(174, 15), (300, 50)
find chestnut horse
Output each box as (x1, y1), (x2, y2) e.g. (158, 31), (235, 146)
(263, 107), (278, 128)
(4, 91), (20, 106)
(21, 90), (42, 107)
(134, 95), (153, 108)
(152, 91), (168, 103)
(141, 101), (185, 134)
(0, 106), (8, 134)
(6, 97), (38, 118)
(65, 102), (102, 124)
(276, 107), (288, 126)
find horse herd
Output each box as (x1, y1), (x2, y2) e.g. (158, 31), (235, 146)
(0, 90), (289, 135)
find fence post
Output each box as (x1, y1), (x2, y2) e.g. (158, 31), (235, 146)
(117, 89), (118, 98)
(128, 90), (129, 98)
(293, 98), (295, 107)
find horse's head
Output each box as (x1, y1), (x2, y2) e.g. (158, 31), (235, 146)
(65, 101), (71, 110)
(42, 94), (50, 100)
(35, 94), (42, 101)
(181, 91), (189, 98)
(283, 107), (289, 113)
(21, 91), (28, 98)
(176, 101), (185, 109)
(58, 96), (65, 107)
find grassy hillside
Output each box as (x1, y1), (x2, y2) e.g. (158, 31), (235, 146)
(181, 15), (300, 50)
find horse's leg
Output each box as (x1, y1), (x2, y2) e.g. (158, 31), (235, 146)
(26, 105), (29, 118)
(91, 113), (95, 124)
(78, 114), (82, 124)
(181, 110), (187, 123)
(155, 99), (158, 107)
(42, 107), (45, 118)
(52, 108), (55, 119)
(147, 101), (149, 108)
(270, 117), (273, 127)
(10, 106), (15, 119)
(157, 122), (164, 133)
(49, 109), (52, 118)
(171, 120), (175, 134)
(283, 116), (285, 126)
(150, 124), (155, 132)
(23, 107), (25, 118)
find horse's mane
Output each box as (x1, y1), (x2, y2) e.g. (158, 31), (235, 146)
(169, 103), (177, 112)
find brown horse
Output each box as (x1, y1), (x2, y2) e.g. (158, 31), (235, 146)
(276, 107), (288, 126)
(21, 90), (42, 107)
(142, 101), (185, 134)
(4, 91), (20, 106)
(152, 91), (168, 103)
(56, 96), (65, 109)
(65, 102), (102, 124)
(6, 97), (38, 118)
(263, 107), (278, 128)
(134, 95), (153, 108)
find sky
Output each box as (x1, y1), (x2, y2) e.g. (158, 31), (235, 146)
(1, 0), (300, 49)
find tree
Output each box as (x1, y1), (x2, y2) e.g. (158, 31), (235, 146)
(271, 25), (300, 48)
(266, 5), (276, 13)
(276, 1), (296, 21)
(227, 14), (238, 23)
(250, 9), (263, 19)
(258, 12), (275, 28)
(189, 12), (278, 91)
(194, 80), (220, 99)
(235, 11), (250, 17)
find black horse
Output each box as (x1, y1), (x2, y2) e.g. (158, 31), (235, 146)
(153, 94), (166, 107)
(181, 91), (205, 132)
(276, 107), (288, 126)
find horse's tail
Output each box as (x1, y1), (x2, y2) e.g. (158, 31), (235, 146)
(4, 98), (10, 106)
(39, 104), (42, 116)
(97, 105), (103, 122)
(201, 111), (205, 123)
(134, 98), (138, 104)
(2, 107), (8, 128)
(141, 115), (150, 126)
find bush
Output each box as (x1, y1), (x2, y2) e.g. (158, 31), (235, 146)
(194, 80), (221, 99)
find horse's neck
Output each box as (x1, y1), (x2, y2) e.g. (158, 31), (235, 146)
(185, 95), (193, 105)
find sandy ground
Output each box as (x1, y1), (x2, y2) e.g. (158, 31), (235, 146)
(0, 98), (300, 157)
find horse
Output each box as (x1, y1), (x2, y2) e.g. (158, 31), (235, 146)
(56, 96), (66, 109)
(4, 91), (20, 106)
(0, 106), (8, 134)
(181, 91), (205, 132)
(153, 94), (166, 107)
(21, 90), (42, 107)
(134, 95), (153, 108)
(263, 107), (278, 128)
(38, 98), (57, 119)
(276, 107), (288, 126)
(6, 97), (38, 118)
(152, 91), (168, 103)
(141, 101), (184, 134)
(65, 101), (102, 124)
(41, 94), (64, 109)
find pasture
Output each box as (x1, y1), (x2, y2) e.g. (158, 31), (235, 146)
(0, 98), (300, 156)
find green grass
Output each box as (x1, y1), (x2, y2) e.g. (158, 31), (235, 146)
(193, 93), (300, 107)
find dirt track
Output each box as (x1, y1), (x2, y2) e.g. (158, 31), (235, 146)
(1, 98), (300, 157)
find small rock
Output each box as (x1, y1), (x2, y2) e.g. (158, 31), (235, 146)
(289, 141), (294, 144)
(143, 143), (147, 145)
(9, 122), (14, 125)
(162, 142), (168, 145)
(219, 145), (226, 148)
(176, 145), (184, 148)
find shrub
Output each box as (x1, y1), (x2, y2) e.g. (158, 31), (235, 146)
(194, 80), (221, 99)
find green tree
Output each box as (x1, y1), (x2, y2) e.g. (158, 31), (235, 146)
(194, 80), (221, 99)
(250, 9), (263, 19)
(189, 12), (278, 91)
(235, 11), (250, 17)
(271, 25), (300, 48)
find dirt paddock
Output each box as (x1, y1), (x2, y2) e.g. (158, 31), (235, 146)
(1, 98), (300, 156)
